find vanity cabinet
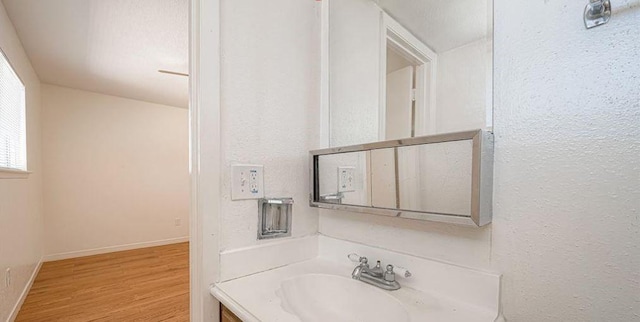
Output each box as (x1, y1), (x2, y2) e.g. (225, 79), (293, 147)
(220, 303), (242, 322)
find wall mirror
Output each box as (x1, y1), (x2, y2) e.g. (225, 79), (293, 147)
(327, 0), (493, 147)
(310, 130), (493, 226)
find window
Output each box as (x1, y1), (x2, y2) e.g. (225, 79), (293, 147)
(0, 49), (26, 171)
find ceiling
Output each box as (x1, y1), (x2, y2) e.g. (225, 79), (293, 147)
(2, 0), (188, 108)
(375, 0), (491, 53)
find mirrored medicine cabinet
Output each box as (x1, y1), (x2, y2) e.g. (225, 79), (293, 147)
(310, 130), (493, 226)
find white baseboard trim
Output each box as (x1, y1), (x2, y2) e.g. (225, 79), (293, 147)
(7, 258), (43, 322)
(44, 236), (189, 262)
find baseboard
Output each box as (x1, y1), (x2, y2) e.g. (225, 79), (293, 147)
(44, 236), (189, 262)
(7, 258), (43, 322)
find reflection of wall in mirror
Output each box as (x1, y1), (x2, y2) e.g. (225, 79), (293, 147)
(397, 140), (472, 216)
(386, 46), (413, 73)
(329, 0), (381, 147)
(370, 148), (397, 209)
(385, 64), (414, 140)
(318, 152), (370, 206)
(436, 39), (492, 133)
(329, 0), (492, 146)
(396, 145), (421, 210)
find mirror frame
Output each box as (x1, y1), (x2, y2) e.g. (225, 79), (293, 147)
(309, 130), (494, 227)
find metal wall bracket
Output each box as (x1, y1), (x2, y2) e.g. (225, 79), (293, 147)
(584, 0), (611, 29)
(257, 198), (293, 240)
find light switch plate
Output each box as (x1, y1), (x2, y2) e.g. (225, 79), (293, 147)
(231, 165), (264, 200)
(338, 166), (356, 192)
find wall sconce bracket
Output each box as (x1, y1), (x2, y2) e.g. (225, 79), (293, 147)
(584, 0), (611, 29)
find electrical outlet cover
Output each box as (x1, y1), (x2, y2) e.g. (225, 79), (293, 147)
(338, 166), (356, 192)
(231, 164), (264, 200)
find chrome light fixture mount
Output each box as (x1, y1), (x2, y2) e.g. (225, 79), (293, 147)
(584, 0), (611, 29)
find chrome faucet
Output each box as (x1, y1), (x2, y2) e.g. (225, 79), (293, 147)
(348, 253), (411, 291)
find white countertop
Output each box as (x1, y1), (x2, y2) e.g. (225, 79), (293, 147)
(210, 258), (498, 322)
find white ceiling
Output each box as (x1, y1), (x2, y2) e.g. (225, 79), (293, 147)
(2, 0), (188, 108)
(375, 0), (491, 53)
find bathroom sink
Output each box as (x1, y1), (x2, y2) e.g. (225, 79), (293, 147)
(277, 274), (410, 322)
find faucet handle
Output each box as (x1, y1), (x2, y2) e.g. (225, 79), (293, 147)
(384, 265), (396, 282)
(391, 265), (412, 278)
(348, 253), (367, 264)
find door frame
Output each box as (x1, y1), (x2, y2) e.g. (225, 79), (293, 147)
(378, 12), (437, 139)
(189, 0), (221, 320)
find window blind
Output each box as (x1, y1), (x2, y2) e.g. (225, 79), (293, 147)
(0, 51), (26, 171)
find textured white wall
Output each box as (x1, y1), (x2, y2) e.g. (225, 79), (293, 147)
(319, 209), (493, 267)
(41, 85), (189, 257)
(329, 0), (381, 146)
(322, 0), (639, 320)
(436, 39), (491, 133)
(0, 2), (43, 320)
(491, 0), (640, 320)
(219, 0), (320, 252)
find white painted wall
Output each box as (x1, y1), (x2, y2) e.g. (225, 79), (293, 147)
(0, 2), (44, 320)
(436, 39), (491, 133)
(321, 0), (640, 320)
(219, 0), (320, 253)
(41, 85), (189, 258)
(491, 0), (640, 320)
(370, 148), (397, 208)
(320, 209), (493, 268)
(329, 0), (381, 146)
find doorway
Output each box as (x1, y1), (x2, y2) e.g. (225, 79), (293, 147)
(1, 0), (192, 320)
(379, 12), (437, 140)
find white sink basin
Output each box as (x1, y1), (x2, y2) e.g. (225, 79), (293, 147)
(277, 274), (410, 322)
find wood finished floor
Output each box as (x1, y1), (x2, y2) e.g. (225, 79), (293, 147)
(16, 242), (189, 322)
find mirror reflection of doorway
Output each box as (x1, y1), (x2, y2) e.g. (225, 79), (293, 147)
(380, 13), (437, 141)
(385, 45), (416, 140)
